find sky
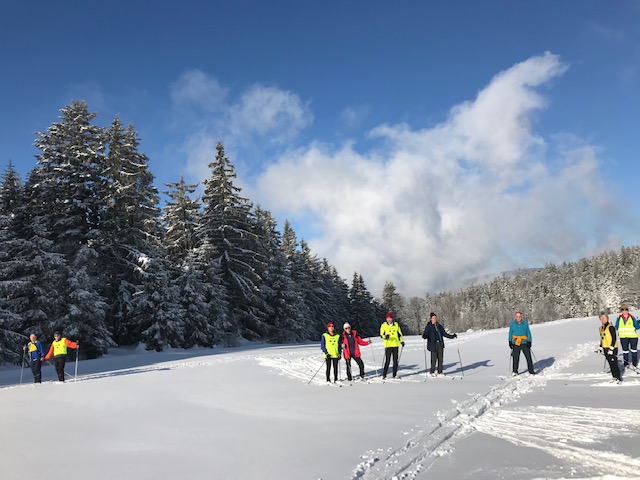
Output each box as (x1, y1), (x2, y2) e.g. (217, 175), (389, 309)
(1, 1), (640, 297)
(2, 313), (640, 479)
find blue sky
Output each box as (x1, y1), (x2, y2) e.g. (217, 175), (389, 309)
(2, 1), (639, 296)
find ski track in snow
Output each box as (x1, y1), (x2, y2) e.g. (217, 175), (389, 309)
(349, 342), (602, 480)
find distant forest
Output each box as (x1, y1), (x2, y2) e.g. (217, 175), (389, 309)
(1, 101), (638, 362)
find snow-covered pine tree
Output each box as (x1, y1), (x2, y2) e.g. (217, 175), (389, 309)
(101, 117), (166, 346)
(162, 175), (200, 264)
(30, 102), (113, 354)
(197, 142), (268, 342)
(349, 273), (383, 338)
(253, 207), (307, 342)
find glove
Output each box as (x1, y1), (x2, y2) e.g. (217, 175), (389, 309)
(596, 347), (603, 354)
(607, 347), (614, 356)
(401, 342), (405, 347)
(509, 342), (514, 350)
(422, 334), (427, 339)
(528, 342), (532, 349)
(453, 334), (458, 338)
(384, 334), (390, 340)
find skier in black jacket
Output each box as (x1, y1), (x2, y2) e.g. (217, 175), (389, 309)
(422, 312), (457, 376)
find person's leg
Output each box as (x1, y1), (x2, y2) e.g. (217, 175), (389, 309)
(332, 358), (339, 382)
(325, 357), (331, 382)
(354, 357), (365, 378)
(630, 338), (638, 367)
(607, 352), (622, 381)
(436, 344), (444, 374)
(430, 350), (437, 374)
(33, 359), (42, 383)
(383, 348), (392, 378)
(392, 347), (399, 377)
(522, 345), (535, 373)
(620, 338), (630, 366)
(512, 346), (521, 373)
(345, 358), (352, 381)
(55, 357), (66, 381)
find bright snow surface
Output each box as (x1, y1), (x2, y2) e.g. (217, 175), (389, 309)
(2, 314), (639, 480)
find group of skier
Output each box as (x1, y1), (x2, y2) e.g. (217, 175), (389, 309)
(320, 311), (458, 383)
(319, 304), (640, 384)
(598, 305), (640, 384)
(22, 331), (79, 383)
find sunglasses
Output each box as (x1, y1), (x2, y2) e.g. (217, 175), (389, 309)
(622, 308), (629, 311)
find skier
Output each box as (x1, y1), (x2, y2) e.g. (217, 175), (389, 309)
(508, 311), (536, 375)
(599, 312), (622, 383)
(23, 333), (46, 383)
(321, 322), (341, 383)
(341, 323), (370, 381)
(380, 312), (404, 380)
(615, 305), (639, 371)
(422, 312), (457, 376)
(44, 331), (79, 382)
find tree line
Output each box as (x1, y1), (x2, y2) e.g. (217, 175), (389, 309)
(0, 101), (386, 361)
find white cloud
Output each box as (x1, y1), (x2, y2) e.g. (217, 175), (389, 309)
(254, 52), (622, 297)
(170, 70), (228, 113)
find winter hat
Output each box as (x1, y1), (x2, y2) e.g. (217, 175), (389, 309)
(386, 312), (393, 320)
(327, 322), (334, 329)
(343, 322), (351, 329)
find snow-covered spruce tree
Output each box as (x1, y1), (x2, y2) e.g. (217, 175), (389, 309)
(162, 175), (200, 264)
(101, 117), (166, 346)
(349, 273), (384, 338)
(30, 101), (113, 355)
(197, 142), (268, 343)
(280, 221), (314, 338)
(253, 207), (307, 342)
(0, 163), (29, 362)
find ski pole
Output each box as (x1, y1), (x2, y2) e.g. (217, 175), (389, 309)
(457, 348), (465, 377)
(74, 344), (79, 382)
(20, 347), (26, 384)
(531, 349), (540, 372)
(307, 358), (325, 385)
(423, 339), (428, 379)
(367, 340), (380, 377)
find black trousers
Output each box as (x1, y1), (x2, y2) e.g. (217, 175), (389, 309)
(30, 359), (42, 383)
(325, 357), (339, 382)
(605, 351), (622, 381)
(512, 344), (535, 374)
(345, 357), (365, 380)
(430, 344), (444, 374)
(383, 347), (399, 378)
(620, 338), (638, 366)
(53, 356), (66, 381)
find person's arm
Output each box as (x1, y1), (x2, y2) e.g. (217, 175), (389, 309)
(356, 335), (369, 346)
(65, 339), (78, 349)
(320, 335), (327, 355)
(398, 324), (404, 345)
(442, 326), (457, 339)
(608, 325), (618, 349)
(37, 341), (46, 358)
(44, 344), (54, 361)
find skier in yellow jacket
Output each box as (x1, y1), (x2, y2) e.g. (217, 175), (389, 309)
(599, 312), (622, 383)
(44, 331), (78, 382)
(380, 312), (404, 380)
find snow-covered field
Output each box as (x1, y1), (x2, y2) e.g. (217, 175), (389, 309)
(2, 314), (639, 480)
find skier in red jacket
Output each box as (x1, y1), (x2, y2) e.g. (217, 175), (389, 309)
(341, 323), (370, 381)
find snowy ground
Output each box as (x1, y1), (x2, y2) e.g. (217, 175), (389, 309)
(2, 314), (639, 480)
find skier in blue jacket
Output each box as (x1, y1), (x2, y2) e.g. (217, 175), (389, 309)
(422, 312), (457, 375)
(23, 333), (46, 383)
(508, 311), (536, 375)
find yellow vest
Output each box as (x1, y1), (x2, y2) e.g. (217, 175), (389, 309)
(52, 339), (69, 356)
(380, 322), (403, 348)
(617, 316), (639, 339)
(600, 324), (618, 349)
(322, 333), (340, 358)
(28, 342), (38, 354)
